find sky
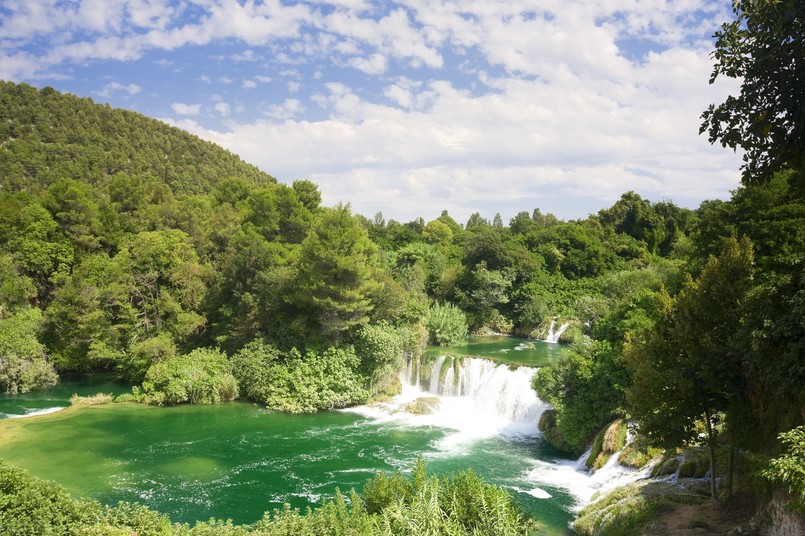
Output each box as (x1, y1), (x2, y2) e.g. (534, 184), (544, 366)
(0, 0), (744, 225)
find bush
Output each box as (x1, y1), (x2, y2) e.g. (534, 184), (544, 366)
(0, 461), (100, 535)
(363, 459), (540, 535)
(618, 434), (662, 468)
(0, 460), (539, 535)
(138, 348), (238, 406)
(354, 321), (405, 376)
(425, 301), (468, 346)
(231, 341), (369, 413)
(762, 426), (805, 512)
(71, 392), (114, 406)
(0, 308), (58, 394)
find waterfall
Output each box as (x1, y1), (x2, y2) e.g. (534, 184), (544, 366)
(395, 354), (548, 435)
(543, 320), (570, 344)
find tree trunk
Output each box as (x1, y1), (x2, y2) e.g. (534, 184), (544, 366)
(704, 408), (718, 504)
(726, 441), (735, 501)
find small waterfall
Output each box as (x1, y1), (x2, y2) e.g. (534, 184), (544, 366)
(543, 320), (570, 343)
(399, 354), (547, 432)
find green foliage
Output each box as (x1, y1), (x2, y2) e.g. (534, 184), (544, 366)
(0, 308), (58, 394)
(762, 426), (805, 512)
(701, 1), (805, 184)
(0, 253), (37, 316)
(425, 302), (468, 346)
(0, 456), (542, 535)
(0, 81), (274, 196)
(354, 321), (405, 377)
(295, 206), (383, 339)
(0, 461), (100, 535)
(231, 341), (369, 413)
(532, 338), (628, 453)
(138, 348), (238, 406)
(363, 460), (540, 536)
(91, 501), (174, 536)
(617, 435), (662, 469)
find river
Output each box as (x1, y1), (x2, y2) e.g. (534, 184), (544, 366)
(0, 337), (639, 534)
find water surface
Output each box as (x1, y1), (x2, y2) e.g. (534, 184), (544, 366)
(0, 339), (598, 534)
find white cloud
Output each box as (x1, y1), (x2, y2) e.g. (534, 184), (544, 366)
(95, 82), (142, 98)
(350, 53), (387, 74)
(171, 102), (201, 116)
(263, 99), (304, 120)
(3, 0), (744, 222)
(214, 102), (231, 117)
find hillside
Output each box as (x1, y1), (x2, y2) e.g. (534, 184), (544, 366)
(0, 81), (274, 196)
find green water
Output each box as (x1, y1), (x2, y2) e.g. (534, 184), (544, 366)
(1, 402), (577, 532)
(0, 338), (580, 534)
(0, 374), (131, 419)
(434, 335), (564, 367)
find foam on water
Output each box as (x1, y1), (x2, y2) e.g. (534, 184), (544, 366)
(524, 448), (653, 509)
(5, 406), (67, 419)
(350, 353), (651, 512)
(347, 355), (548, 446)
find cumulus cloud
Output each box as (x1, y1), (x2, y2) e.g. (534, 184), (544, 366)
(171, 102), (201, 116)
(3, 0), (743, 222)
(95, 81), (142, 97)
(214, 102), (231, 117)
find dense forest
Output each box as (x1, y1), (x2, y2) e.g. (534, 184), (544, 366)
(0, 79), (700, 410)
(1, 1), (804, 532)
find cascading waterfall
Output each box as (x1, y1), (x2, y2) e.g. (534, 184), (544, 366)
(393, 353), (548, 436)
(349, 348), (651, 518)
(543, 320), (570, 343)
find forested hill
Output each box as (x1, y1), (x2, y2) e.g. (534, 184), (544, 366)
(0, 81), (274, 195)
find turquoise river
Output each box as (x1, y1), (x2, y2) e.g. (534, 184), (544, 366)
(0, 337), (638, 534)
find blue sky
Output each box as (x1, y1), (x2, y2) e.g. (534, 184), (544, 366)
(1, 0), (743, 225)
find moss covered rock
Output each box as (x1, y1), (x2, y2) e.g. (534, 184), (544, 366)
(538, 409), (577, 453)
(618, 435), (662, 469)
(650, 452), (682, 478)
(585, 419), (628, 471)
(574, 480), (708, 536)
(401, 396), (440, 415)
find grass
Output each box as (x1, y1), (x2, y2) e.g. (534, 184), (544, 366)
(70, 393), (114, 406)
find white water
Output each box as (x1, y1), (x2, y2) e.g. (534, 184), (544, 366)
(4, 406), (66, 419)
(543, 320), (570, 343)
(351, 354), (548, 443)
(351, 353), (650, 511)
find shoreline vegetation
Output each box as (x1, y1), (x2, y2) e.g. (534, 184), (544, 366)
(3, 2), (805, 531)
(0, 458), (546, 536)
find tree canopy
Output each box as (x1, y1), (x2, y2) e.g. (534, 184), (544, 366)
(701, 0), (805, 186)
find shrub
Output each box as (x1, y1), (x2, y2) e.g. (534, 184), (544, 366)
(70, 392), (114, 406)
(0, 308), (58, 394)
(425, 301), (468, 346)
(354, 321), (405, 376)
(231, 341), (369, 413)
(0, 461), (100, 535)
(762, 426), (805, 512)
(138, 348), (238, 406)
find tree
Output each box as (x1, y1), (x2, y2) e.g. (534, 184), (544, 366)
(533, 338), (629, 453)
(701, 0), (805, 185)
(292, 179), (322, 212)
(626, 237), (755, 502)
(294, 205), (383, 339)
(0, 308), (58, 393)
